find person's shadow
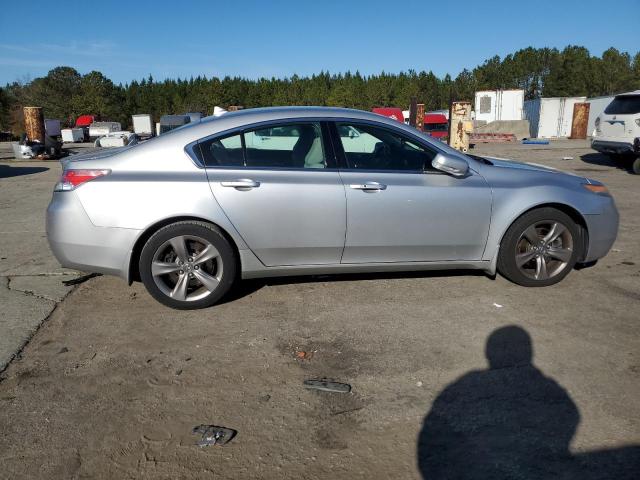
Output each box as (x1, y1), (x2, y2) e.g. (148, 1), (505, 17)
(417, 326), (639, 479)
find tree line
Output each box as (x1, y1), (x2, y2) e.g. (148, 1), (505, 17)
(1, 45), (638, 134)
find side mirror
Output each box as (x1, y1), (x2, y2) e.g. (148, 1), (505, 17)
(431, 153), (469, 178)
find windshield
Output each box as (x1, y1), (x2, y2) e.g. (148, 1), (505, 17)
(604, 95), (640, 115)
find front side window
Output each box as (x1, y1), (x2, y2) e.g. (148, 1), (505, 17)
(336, 123), (437, 171)
(197, 122), (327, 169)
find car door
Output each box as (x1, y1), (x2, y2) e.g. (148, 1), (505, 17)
(198, 121), (346, 267)
(331, 121), (492, 263)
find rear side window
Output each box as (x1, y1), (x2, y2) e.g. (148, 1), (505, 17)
(196, 122), (327, 169)
(198, 133), (244, 167)
(604, 96), (640, 115)
(245, 122), (326, 168)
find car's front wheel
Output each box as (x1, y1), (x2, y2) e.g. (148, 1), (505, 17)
(139, 221), (236, 309)
(497, 208), (580, 287)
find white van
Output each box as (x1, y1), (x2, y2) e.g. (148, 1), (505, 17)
(591, 90), (640, 174)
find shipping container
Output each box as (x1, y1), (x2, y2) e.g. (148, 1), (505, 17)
(586, 95), (615, 136)
(523, 97), (587, 138)
(132, 114), (154, 136)
(474, 89), (524, 123)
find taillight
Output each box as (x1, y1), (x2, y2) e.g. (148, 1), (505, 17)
(54, 169), (110, 191)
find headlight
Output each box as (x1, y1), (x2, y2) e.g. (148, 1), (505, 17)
(595, 117), (600, 127)
(635, 119), (640, 127)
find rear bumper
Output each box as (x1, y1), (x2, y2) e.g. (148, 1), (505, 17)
(583, 197), (619, 262)
(46, 191), (140, 279)
(591, 138), (639, 155)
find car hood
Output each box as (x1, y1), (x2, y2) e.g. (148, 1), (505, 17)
(478, 155), (586, 179)
(481, 156), (561, 173)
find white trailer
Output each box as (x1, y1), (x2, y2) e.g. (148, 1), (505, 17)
(44, 119), (62, 137)
(586, 95), (615, 136)
(89, 121), (121, 138)
(523, 97), (587, 138)
(61, 128), (84, 143)
(474, 89), (524, 123)
(132, 114), (154, 136)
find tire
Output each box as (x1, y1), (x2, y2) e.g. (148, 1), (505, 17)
(606, 153), (628, 165)
(497, 208), (581, 287)
(631, 156), (640, 175)
(139, 221), (237, 309)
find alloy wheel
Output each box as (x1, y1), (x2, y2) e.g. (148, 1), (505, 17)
(151, 235), (223, 302)
(515, 221), (574, 281)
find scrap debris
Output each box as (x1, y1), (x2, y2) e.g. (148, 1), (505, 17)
(192, 425), (237, 447)
(295, 350), (314, 360)
(62, 272), (101, 286)
(303, 379), (351, 393)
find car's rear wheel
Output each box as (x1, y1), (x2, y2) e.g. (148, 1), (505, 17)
(139, 221), (236, 309)
(497, 208), (580, 287)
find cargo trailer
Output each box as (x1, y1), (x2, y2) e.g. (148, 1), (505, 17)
(524, 97), (586, 138)
(132, 114), (154, 137)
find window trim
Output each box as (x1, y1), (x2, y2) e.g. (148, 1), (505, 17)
(185, 119), (337, 170)
(328, 120), (443, 174)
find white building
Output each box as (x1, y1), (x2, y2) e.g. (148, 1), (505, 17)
(474, 89), (524, 123)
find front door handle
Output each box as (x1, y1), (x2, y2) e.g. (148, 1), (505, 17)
(349, 182), (387, 191)
(220, 179), (260, 188)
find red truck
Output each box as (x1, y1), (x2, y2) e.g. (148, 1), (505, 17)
(372, 107), (404, 123)
(423, 113), (448, 140)
(372, 108), (448, 140)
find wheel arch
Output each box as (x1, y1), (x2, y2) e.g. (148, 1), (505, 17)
(127, 216), (241, 284)
(497, 202), (589, 263)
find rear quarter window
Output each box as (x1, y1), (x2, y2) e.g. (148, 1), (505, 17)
(604, 96), (640, 115)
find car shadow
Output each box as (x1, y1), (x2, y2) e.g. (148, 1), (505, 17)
(0, 164), (49, 179)
(579, 152), (633, 173)
(417, 325), (639, 479)
(218, 269), (488, 305)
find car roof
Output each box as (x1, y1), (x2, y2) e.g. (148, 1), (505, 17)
(615, 90), (640, 97)
(199, 106), (400, 126)
(166, 106), (426, 144)
(140, 105), (473, 165)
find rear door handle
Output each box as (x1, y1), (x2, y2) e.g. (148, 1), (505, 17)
(220, 179), (260, 188)
(349, 182), (387, 191)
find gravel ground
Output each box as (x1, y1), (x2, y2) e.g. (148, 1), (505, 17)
(0, 140), (638, 479)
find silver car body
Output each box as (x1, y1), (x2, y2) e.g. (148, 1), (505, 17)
(47, 107), (618, 283)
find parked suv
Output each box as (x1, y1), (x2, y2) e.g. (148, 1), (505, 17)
(591, 90), (640, 174)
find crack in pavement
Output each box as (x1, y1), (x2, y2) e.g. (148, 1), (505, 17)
(0, 273), (85, 377)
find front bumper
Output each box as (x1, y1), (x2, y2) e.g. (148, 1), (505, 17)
(46, 191), (140, 279)
(591, 138), (639, 155)
(583, 196), (619, 262)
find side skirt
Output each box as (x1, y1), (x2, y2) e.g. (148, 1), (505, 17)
(239, 249), (492, 280)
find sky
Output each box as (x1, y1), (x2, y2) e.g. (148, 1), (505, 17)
(1, 0), (638, 85)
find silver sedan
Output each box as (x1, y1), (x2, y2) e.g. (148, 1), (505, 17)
(46, 107), (619, 309)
